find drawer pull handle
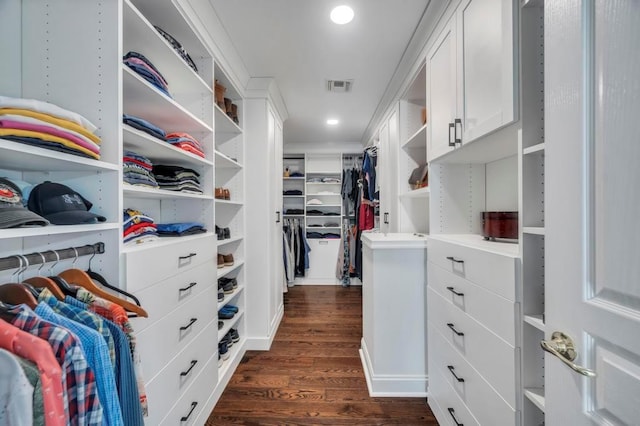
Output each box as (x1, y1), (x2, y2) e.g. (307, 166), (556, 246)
(446, 286), (464, 297)
(179, 253), (197, 261)
(448, 407), (463, 426)
(180, 318), (198, 331)
(180, 401), (198, 422)
(447, 323), (464, 336)
(179, 282), (197, 293)
(446, 256), (464, 264)
(447, 365), (465, 382)
(180, 360), (198, 377)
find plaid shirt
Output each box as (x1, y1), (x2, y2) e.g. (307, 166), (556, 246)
(10, 304), (103, 425)
(75, 289), (148, 417)
(39, 289), (116, 368)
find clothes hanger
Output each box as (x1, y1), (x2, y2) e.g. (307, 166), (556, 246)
(0, 256), (38, 310)
(45, 250), (77, 297)
(83, 245), (143, 307)
(23, 252), (65, 300)
(59, 248), (148, 318)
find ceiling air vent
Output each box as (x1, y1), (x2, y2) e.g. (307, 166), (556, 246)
(327, 79), (353, 93)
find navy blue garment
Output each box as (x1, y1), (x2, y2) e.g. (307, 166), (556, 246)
(2, 136), (94, 159)
(123, 62), (171, 97)
(156, 222), (206, 236)
(123, 51), (168, 85)
(122, 115), (166, 140)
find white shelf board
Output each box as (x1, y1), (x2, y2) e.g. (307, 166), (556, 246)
(218, 309), (244, 340)
(399, 186), (430, 198)
(217, 285), (245, 311)
(306, 226), (340, 229)
(522, 0), (545, 8)
(428, 234), (520, 258)
(306, 181), (341, 185)
(123, 1), (211, 98)
(283, 214), (304, 217)
(0, 138), (118, 172)
(217, 260), (245, 279)
(401, 124), (427, 149)
(523, 226), (545, 235)
(0, 222), (120, 239)
(431, 125), (519, 164)
(524, 314), (545, 331)
(122, 232), (214, 254)
(306, 204), (342, 207)
(123, 185), (213, 200)
(217, 236), (243, 247)
(214, 150), (242, 169)
(283, 195), (304, 198)
(123, 125), (213, 167)
(122, 66), (213, 134)
(524, 387), (546, 412)
(523, 142), (545, 155)
(215, 199), (243, 207)
(306, 172), (341, 176)
(214, 104), (243, 136)
(283, 177), (305, 180)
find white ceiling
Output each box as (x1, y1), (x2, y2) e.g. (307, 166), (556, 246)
(208, 0), (431, 146)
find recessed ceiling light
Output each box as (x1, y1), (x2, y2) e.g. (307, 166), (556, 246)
(330, 5), (354, 25)
(327, 119), (339, 125)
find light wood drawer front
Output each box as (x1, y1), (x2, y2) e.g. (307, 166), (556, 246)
(136, 285), (217, 379)
(428, 238), (517, 301)
(125, 235), (216, 293)
(428, 287), (517, 407)
(129, 262), (216, 333)
(429, 261), (516, 345)
(430, 322), (518, 423)
(145, 320), (218, 426)
(159, 353), (218, 426)
(428, 364), (480, 426)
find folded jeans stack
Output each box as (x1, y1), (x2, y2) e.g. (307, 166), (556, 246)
(123, 151), (158, 188)
(123, 208), (158, 246)
(0, 96), (101, 160)
(165, 132), (204, 158)
(152, 165), (202, 194)
(123, 51), (171, 97)
(156, 222), (206, 237)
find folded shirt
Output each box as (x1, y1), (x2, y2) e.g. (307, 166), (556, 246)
(156, 222), (206, 236)
(0, 136), (96, 159)
(123, 52), (167, 85)
(0, 113), (100, 149)
(283, 190), (303, 195)
(0, 119), (100, 155)
(307, 199), (323, 205)
(0, 129), (99, 159)
(123, 115), (166, 140)
(0, 95), (98, 132)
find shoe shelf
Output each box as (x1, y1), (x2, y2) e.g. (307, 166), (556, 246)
(0, 138), (119, 172)
(217, 336), (245, 379)
(399, 186), (430, 199)
(217, 236), (243, 247)
(214, 105), (243, 138)
(217, 260), (245, 279)
(401, 123), (428, 149)
(217, 285), (244, 311)
(523, 387), (546, 412)
(123, 185), (214, 200)
(122, 232), (215, 254)
(217, 310), (244, 341)
(0, 223), (121, 240)
(283, 177), (305, 180)
(215, 199), (243, 206)
(122, 66), (213, 134)
(215, 150), (242, 169)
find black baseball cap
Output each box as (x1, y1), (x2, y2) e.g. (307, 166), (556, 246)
(28, 181), (106, 225)
(0, 178), (49, 228)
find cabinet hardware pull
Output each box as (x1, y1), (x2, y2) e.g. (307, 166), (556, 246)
(180, 402), (198, 422)
(384, 212), (389, 224)
(448, 408), (463, 426)
(447, 365), (465, 382)
(179, 253), (197, 260)
(447, 323), (464, 336)
(179, 282), (197, 293)
(180, 360), (198, 377)
(454, 118), (462, 144)
(446, 286), (464, 297)
(446, 256), (464, 264)
(448, 122), (456, 147)
(276, 211), (281, 223)
(180, 318), (198, 331)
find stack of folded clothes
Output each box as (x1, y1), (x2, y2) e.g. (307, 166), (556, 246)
(123, 114), (166, 140)
(123, 151), (158, 188)
(123, 51), (171, 97)
(0, 96), (101, 159)
(156, 222), (206, 237)
(152, 165), (202, 194)
(154, 26), (198, 73)
(123, 208), (158, 246)
(165, 132), (204, 158)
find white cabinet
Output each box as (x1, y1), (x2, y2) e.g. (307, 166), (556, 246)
(360, 232), (428, 396)
(428, 0), (518, 163)
(245, 88), (286, 350)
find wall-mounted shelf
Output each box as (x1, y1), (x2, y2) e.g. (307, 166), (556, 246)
(215, 151), (242, 169)
(523, 387), (545, 412)
(401, 124), (427, 149)
(0, 223), (120, 240)
(399, 187), (430, 198)
(123, 185), (212, 200)
(523, 142), (545, 155)
(523, 226), (545, 235)
(523, 314), (545, 331)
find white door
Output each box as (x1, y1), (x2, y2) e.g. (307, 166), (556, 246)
(427, 18), (457, 162)
(273, 117), (284, 314)
(267, 108), (279, 329)
(545, 1), (640, 424)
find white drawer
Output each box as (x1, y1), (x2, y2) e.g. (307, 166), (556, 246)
(145, 320), (218, 426)
(125, 234), (216, 293)
(306, 239), (340, 279)
(428, 238), (517, 301)
(136, 285), (217, 379)
(129, 262), (216, 333)
(428, 365), (480, 426)
(159, 353), (218, 426)
(429, 322), (518, 424)
(428, 262), (517, 345)
(428, 287), (518, 407)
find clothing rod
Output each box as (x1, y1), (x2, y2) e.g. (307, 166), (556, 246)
(0, 242), (105, 272)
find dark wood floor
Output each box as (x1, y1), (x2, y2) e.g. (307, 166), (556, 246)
(206, 285), (438, 425)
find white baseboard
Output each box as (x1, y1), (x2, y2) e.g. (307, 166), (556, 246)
(245, 303), (284, 351)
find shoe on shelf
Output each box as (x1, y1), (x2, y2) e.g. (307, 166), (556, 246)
(218, 310), (234, 320)
(224, 97), (233, 115)
(217, 254), (225, 269)
(220, 333), (233, 348)
(215, 225), (223, 240)
(229, 328), (240, 343)
(219, 342), (230, 360)
(223, 304), (238, 313)
(223, 227), (231, 239)
(218, 353), (223, 367)
(231, 104), (239, 125)
(215, 187), (224, 199)
(220, 277), (237, 289)
(217, 288), (224, 302)
(222, 253), (234, 267)
(218, 320), (224, 330)
(215, 80), (226, 110)
(219, 280), (234, 294)
(222, 188), (230, 200)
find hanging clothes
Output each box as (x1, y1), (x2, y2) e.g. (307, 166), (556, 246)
(283, 218), (310, 283)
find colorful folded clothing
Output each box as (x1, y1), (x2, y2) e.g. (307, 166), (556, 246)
(123, 51), (171, 97)
(123, 151), (157, 187)
(123, 209), (155, 232)
(0, 96), (98, 132)
(123, 114), (166, 140)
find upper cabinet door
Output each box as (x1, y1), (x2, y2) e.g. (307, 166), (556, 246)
(427, 18), (457, 162)
(457, 0), (517, 143)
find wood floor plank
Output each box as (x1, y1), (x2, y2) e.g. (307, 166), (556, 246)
(206, 285), (437, 425)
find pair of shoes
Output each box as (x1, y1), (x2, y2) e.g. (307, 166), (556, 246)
(220, 333), (233, 348)
(215, 80), (226, 110)
(215, 188), (231, 200)
(228, 328), (240, 343)
(222, 304), (238, 313)
(218, 279), (234, 294)
(219, 342), (230, 360)
(217, 287), (224, 301)
(216, 226), (231, 240)
(219, 253), (233, 267)
(218, 309), (235, 320)
(219, 276), (237, 288)
(218, 320), (224, 330)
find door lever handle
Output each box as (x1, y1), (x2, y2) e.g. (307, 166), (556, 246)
(540, 331), (596, 377)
